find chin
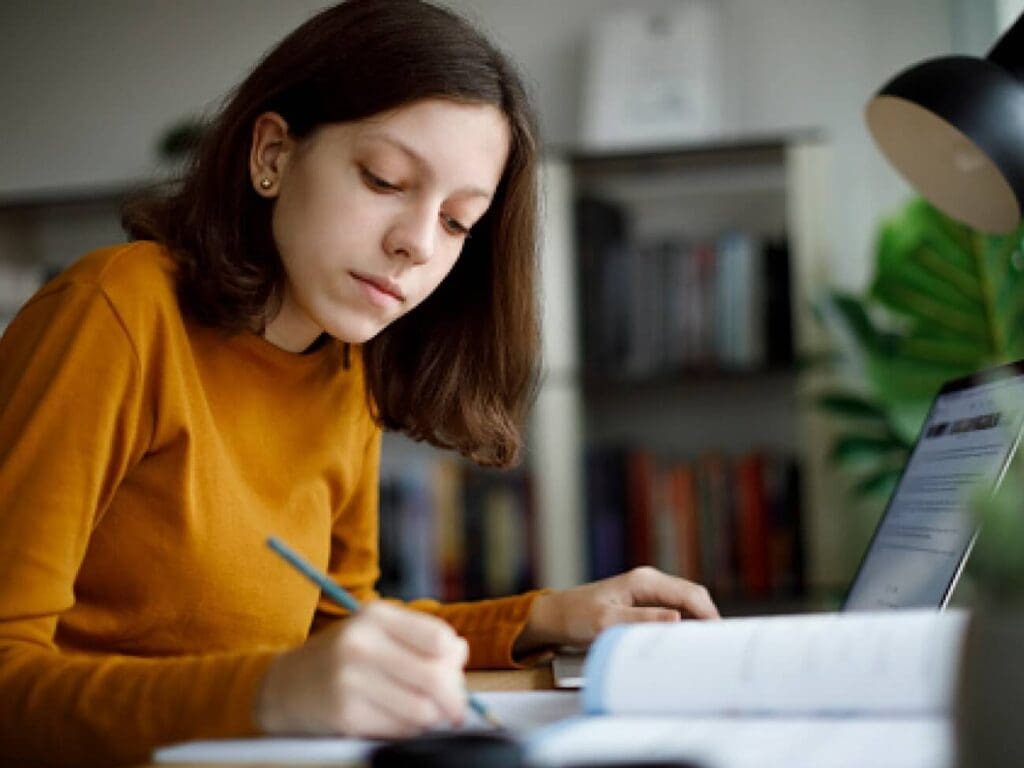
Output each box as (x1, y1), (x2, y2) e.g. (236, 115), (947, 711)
(323, 318), (389, 345)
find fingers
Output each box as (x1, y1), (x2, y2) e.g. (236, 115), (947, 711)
(606, 606), (682, 625)
(342, 604), (468, 725)
(366, 600), (465, 657)
(256, 603), (470, 739)
(623, 566), (721, 619)
(350, 661), (455, 735)
(332, 688), (424, 740)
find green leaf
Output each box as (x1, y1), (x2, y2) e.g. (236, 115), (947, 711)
(829, 434), (904, 468)
(815, 393), (887, 420)
(851, 467), (901, 500)
(871, 272), (986, 338)
(824, 293), (887, 357)
(882, 399), (930, 448)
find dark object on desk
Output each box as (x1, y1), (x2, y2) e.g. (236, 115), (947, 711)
(370, 732), (523, 768)
(957, 611), (1024, 768)
(865, 8), (1024, 234)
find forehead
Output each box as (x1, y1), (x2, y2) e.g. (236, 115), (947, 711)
(330, 99), (512, 193)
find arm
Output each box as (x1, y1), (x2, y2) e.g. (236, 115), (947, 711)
(0, 282), (276, 767)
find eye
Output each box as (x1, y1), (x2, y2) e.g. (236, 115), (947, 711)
(442, 215), (471, 238)
(361, 167), (400, 193)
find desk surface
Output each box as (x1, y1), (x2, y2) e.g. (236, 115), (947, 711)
(136, 667), (553, 768)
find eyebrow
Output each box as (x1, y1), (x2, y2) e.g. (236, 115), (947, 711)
(366, 133), (494, 201)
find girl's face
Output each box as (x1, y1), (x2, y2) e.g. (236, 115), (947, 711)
(250, 99), (511, 352)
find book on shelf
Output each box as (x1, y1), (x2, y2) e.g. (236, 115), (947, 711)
(575, 195), (794, 381)
(530, 609), (967, 768)
(378, 456), (536, 602)
(584, 446), (804, 605)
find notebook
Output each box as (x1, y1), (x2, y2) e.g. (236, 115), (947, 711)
(553, 359), (1024, 687)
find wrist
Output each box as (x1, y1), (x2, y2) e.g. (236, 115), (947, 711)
(253, 651), (289, 734)
(513, 591), (562, 657)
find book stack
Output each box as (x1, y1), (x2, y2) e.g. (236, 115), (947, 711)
(585, 447), (803, 604)
(377, 456), (536, 602)
(576, 196), (793, 380)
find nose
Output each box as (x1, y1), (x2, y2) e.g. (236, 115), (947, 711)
(383, 204), (435, 265)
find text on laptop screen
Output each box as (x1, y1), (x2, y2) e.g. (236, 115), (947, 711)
(844, 374), (1024, 610)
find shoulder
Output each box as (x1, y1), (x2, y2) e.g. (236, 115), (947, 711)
(36, 241), (181, 334)
(55, 241), (177, 306)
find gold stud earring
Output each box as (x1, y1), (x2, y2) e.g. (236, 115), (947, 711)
(259, 178), (273, 190)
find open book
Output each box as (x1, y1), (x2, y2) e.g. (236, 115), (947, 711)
(529, 609), (968, 768)
(581, 608), (967, 715)
(158, 610), (967, 768)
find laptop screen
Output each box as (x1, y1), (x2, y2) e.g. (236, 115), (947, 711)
(843, 362), (1024, 611)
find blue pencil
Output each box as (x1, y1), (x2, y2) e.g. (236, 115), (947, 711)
(266, 536), (502, 729)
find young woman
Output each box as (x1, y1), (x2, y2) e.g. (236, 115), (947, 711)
(0, 1), (718, 765)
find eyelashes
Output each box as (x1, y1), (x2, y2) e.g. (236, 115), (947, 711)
(442, 216), (471, 237)
(360, 167), (472, 238)
(361, 168), (400, 193)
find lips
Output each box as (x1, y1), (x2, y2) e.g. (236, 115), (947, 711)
(351, 271), (405, 302)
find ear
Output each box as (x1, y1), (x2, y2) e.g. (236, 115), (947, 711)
(249, 112), (294, 198)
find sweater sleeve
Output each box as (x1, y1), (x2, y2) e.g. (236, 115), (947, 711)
(0, 282), (276, 767)
(314, 426), (550, 670)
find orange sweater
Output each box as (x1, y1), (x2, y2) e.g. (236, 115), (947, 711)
(0, 242), (542, 767)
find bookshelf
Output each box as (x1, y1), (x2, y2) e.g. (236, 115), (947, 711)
(531, 136), (835, 612)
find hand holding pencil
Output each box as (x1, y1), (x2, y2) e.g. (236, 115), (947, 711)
(254, 538), (475, 739)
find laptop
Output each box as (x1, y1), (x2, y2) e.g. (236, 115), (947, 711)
(842, 358), (1024, 610)
(553, 359), (1024, 687)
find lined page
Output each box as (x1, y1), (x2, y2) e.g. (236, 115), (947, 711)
(585, 609), (968, 715)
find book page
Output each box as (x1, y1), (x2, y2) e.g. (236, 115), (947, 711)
(583, 609), (967, 715)
(527, 715), (953, 768)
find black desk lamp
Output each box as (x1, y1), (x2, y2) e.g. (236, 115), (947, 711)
(865, 11), (1024, 234)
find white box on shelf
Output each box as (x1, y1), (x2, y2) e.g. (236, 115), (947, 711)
(579, 1), (723, 150)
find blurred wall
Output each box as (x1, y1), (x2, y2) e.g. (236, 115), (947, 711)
(0, 0), (988, 289)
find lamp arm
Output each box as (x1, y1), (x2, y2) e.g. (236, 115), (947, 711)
(987, 10), (1024, 81)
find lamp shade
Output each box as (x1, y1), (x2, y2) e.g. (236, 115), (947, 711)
(865, 12), (1024, 234)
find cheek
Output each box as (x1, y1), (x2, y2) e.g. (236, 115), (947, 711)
(272, 196), (364, 283)
(273, 164), (365, 254)
(406, 251), (464, 310)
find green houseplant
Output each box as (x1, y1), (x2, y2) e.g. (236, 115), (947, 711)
(818, 197), (1024, 501)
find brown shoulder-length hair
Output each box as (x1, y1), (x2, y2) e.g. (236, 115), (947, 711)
(123, 0), (541, 468)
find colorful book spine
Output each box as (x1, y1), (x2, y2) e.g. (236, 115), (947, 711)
(377, 457), (536, 602)
(584, 446), (804, 606)
(574, 194), (793, 378)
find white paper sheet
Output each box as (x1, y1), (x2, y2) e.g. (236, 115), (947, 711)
(527, 715), (955, 768)
(153, 691), (580, 764)
(588, 610), (968, 716)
